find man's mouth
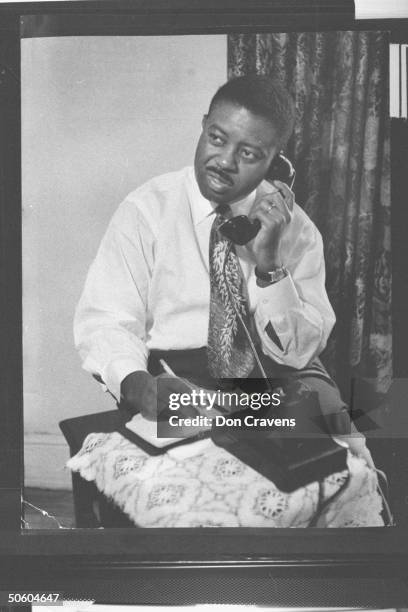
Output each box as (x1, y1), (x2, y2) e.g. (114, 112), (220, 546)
(205, 167), (234, 190)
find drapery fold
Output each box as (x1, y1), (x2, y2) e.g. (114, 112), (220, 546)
(228, 32), (391, 396)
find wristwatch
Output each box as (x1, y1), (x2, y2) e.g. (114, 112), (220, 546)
(254, 265), (288, 284)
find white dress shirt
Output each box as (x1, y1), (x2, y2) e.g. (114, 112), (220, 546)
(74, 166), (336, 401)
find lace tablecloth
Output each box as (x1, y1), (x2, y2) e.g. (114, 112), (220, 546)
(67, 432), (384, 527)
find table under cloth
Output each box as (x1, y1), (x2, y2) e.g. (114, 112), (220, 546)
(67, 431), (384, 527)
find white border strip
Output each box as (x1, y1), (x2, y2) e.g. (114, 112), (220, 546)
(356, 0), (408, 19)
(390, 44), (401, 118)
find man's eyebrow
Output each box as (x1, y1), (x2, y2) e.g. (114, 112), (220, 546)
(207, 122), (227, 135)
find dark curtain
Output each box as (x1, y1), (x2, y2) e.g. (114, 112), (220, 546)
(228, 31), (391, 397)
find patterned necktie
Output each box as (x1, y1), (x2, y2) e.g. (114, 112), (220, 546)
(207, 212), (256, 378)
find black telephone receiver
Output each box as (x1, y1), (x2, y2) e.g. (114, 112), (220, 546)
(218, 153), (295, 246)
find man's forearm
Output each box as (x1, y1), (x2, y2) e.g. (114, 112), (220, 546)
(254, 273), (332, 369)
(76, 326), (149, 401)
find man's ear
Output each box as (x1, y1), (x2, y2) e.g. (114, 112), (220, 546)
(262, 149), (279, 181)
(201, 114), (208, 130)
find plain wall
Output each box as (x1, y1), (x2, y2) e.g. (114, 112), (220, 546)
(22, 35), (227, 487)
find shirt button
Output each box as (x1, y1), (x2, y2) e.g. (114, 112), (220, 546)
(262, 299), (268, 304)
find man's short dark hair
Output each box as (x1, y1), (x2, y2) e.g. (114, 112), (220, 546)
(208, 75), (295, 149)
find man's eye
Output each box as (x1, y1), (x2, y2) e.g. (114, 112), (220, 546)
(241, 149), (257, 161)
(209, 133), (224, 145)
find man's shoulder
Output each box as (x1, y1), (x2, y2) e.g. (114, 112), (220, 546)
(112, 166), (192, 233)
(125, 166), (192, 205)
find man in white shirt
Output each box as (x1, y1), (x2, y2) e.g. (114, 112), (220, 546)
(74, 75), (373, 464)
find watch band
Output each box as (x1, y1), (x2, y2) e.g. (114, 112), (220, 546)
(255, 265), (288, 284)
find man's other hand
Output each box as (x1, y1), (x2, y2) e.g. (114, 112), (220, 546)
(120, 371), (199, 421)
(333, 433), (376, 470)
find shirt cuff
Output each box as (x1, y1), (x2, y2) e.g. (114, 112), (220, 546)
(255, 273), (301, 346)
(102, 357), (148, 403)
(257, 273), (300, 313)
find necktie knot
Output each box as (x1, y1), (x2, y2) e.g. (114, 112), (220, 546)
(214, 203), (231, 218)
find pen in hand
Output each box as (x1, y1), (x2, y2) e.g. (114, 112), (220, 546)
(159, 358), (197, 393)
(159, 358), (230, 415)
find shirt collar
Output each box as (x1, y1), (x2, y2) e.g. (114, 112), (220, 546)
(186, 166), (257, 226)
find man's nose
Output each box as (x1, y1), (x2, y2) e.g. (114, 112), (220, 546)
(217, 147), (238, 172)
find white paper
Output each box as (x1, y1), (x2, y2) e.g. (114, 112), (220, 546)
(125, 413), (181, 448)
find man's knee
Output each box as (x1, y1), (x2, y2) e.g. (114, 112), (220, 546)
(293, 374), (347, 413)
(288, 374), (351, 435)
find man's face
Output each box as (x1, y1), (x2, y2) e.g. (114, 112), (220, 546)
(194, 100), (279, 206)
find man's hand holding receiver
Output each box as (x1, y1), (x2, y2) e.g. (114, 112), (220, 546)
(247, 179), (294, 271)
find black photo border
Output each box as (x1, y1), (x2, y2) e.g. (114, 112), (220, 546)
(1, 0), (408, 604)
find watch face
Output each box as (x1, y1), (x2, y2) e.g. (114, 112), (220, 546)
(255, 266), (287, 283)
